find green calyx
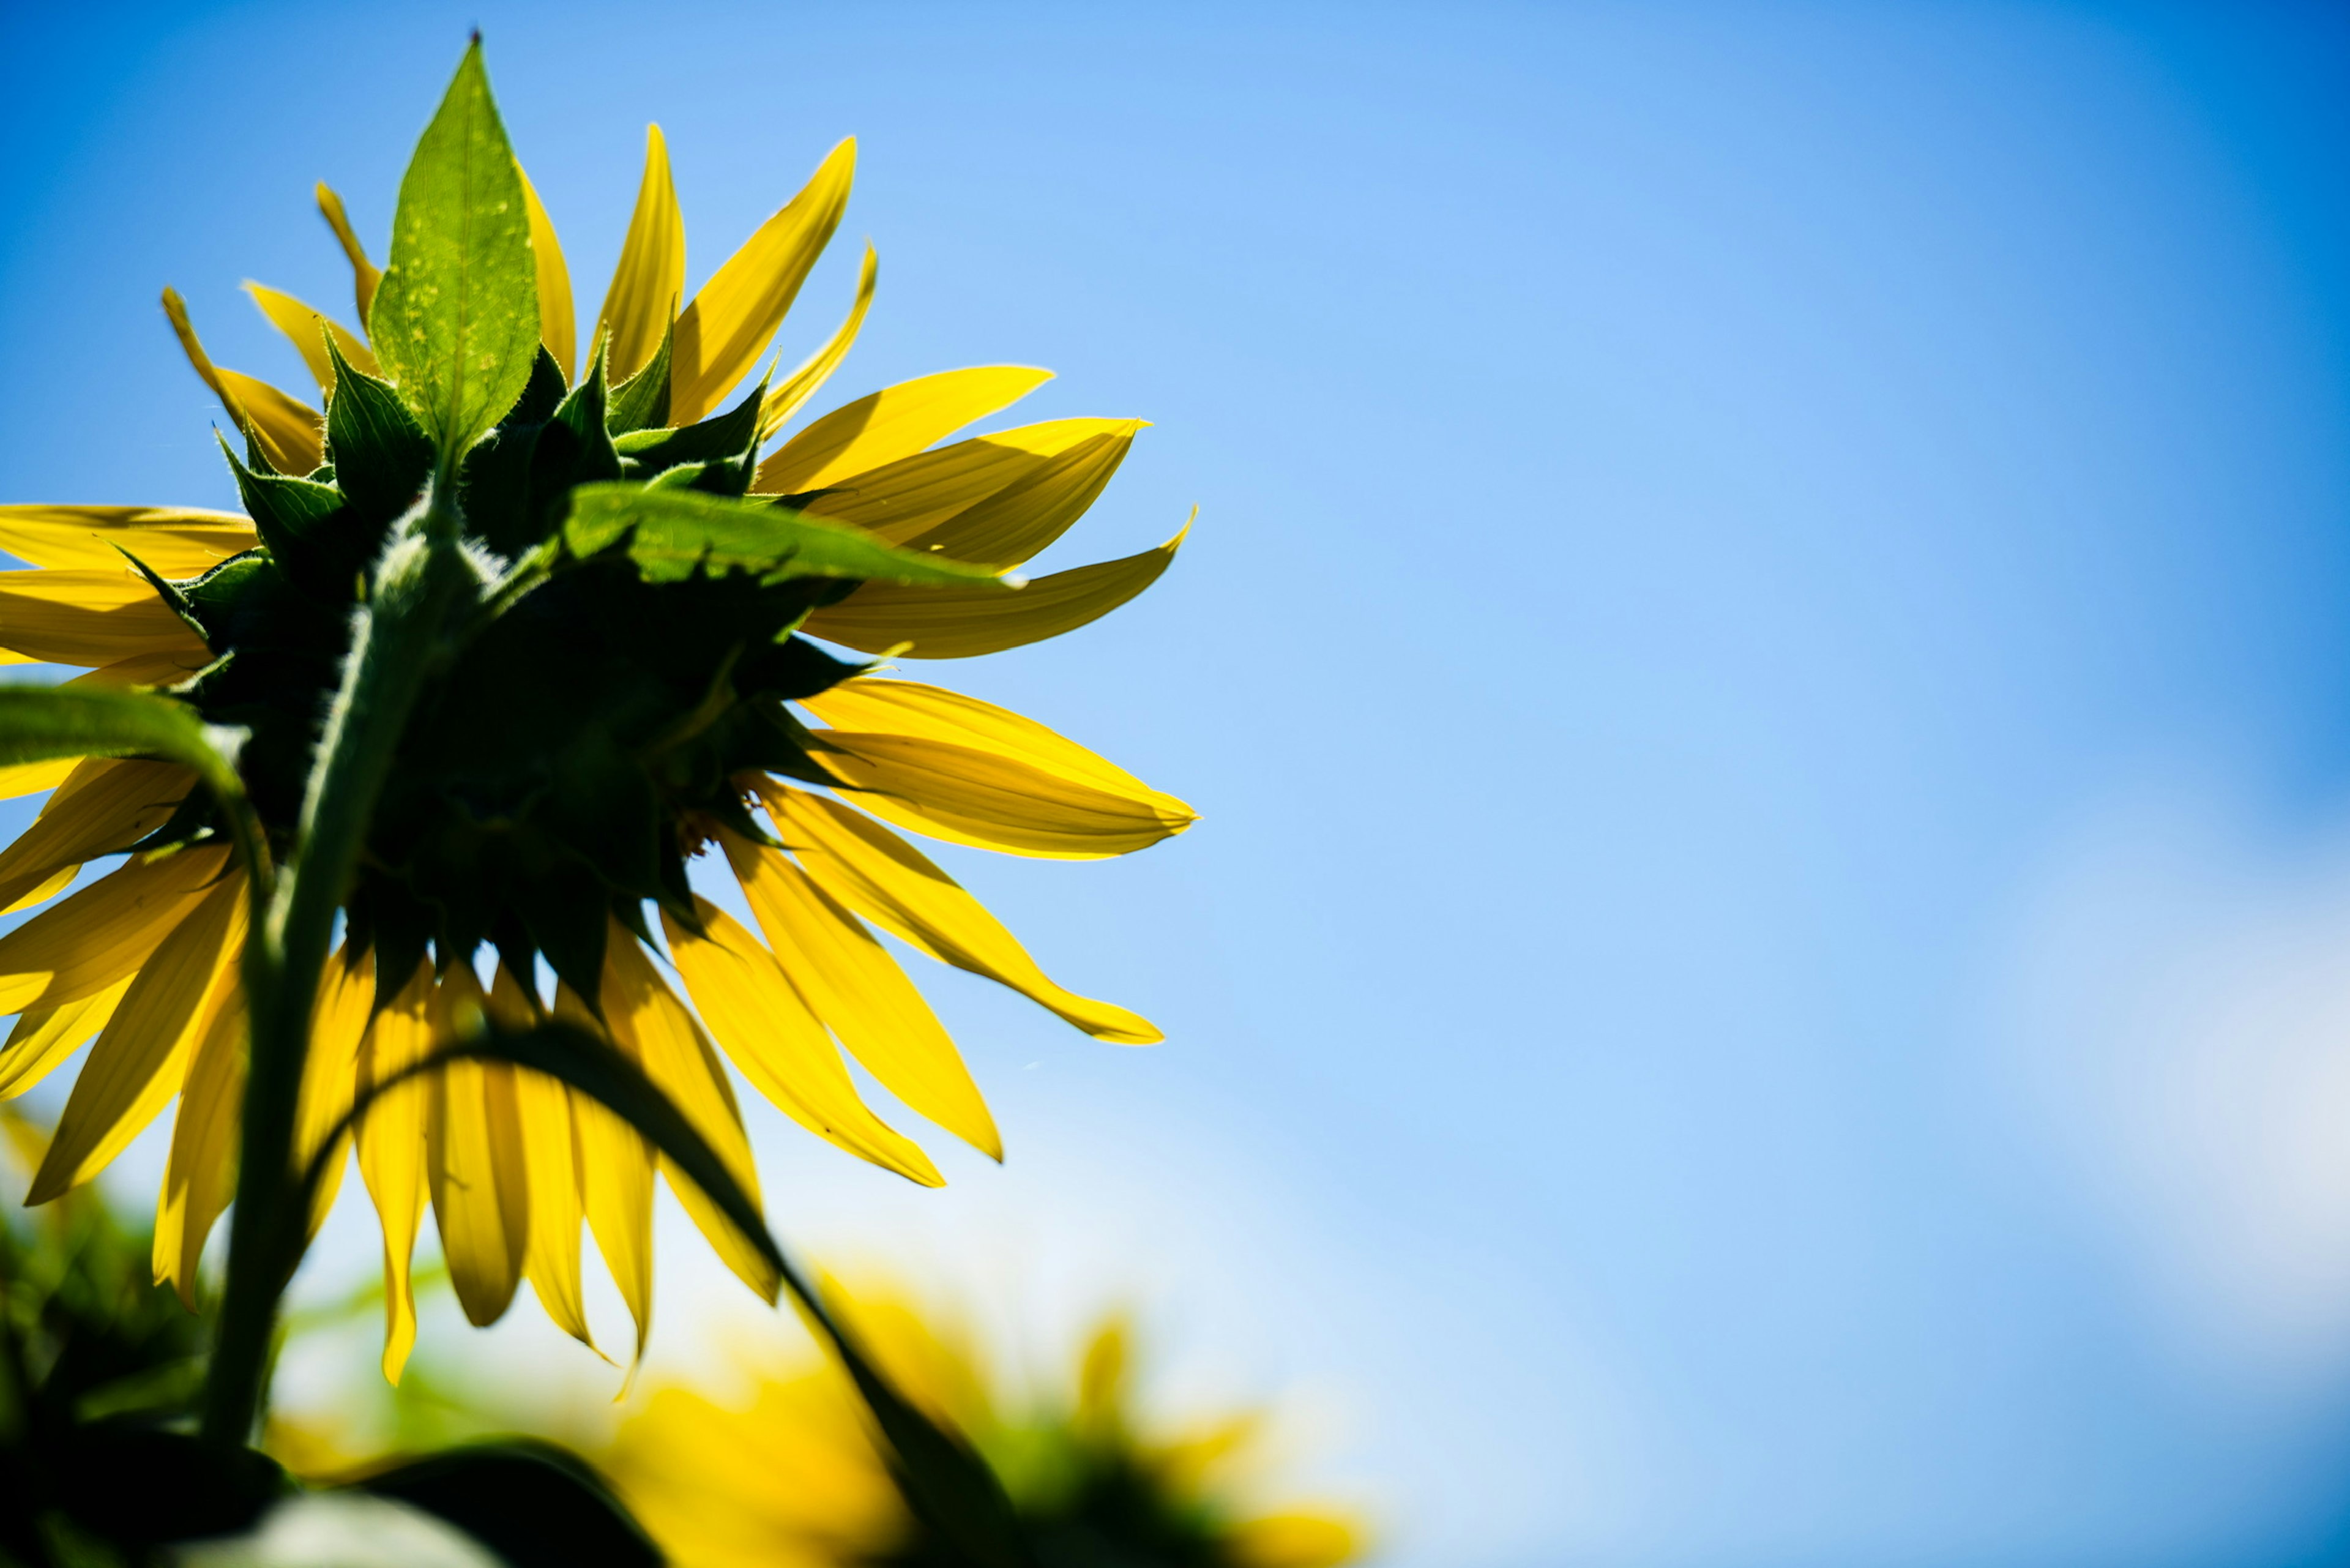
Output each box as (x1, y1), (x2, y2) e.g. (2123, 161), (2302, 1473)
(143, 40), (1009, 1009)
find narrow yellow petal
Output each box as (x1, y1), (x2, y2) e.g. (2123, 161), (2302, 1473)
(759, 782), (1159, 1043)
(154, 982), (246, 1307)
(0, 977), (131, 1099)
(804, 735), (1190, 861)
(0, 761), (76, 800)
(661, 900), (942, 1186)
(802, 520), (1187, 660)
(66, 648), (217, 691)
(242, 282), (380, 394)
(519, 166), (577, 383)
(0, 758), (192, 913)
(357, 960), (433, 1383)
(801, 678), (1169, 797)
(670, 138), (856, 425)
(559, 981), (655, 1369)
(30, 868), (245, 1203)
(1226, 1515), (1365, 1568)
(720, 830), (999, 1160)
(0, 505), (255, 575)
(893, 427), (1142, 566)
(758, 242), (878, 442)
(425, 966), (529, 1327)
(603, 929), (777, 1302)
(297, 946), (371, 1241)
(498, 961), (597, 1354)
(2, 865), (76, 917)
(789, 417), (1140, 550)
(594, 125), (686, 382)
(0, 846), (230, 1015)
(164, 286), (324, 474)
(316, 182), (383, 323)
(0, 568), (209, 667)
(755, 366), (1053, 496)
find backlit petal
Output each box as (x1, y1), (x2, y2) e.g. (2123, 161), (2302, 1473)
(792, 418), (1140, 551)
(0, 846), (230, 1015)
(805, 734), (1190, 861)
(670, 138), (855, 425)
(758, 242), (877, 442)
(0, 568), (209, 667)
(0, 759), (192, 914)
(163, 288), (326, 474)
(603, 929), (776, 1302)
(0, 505), (255, 575)
(298, 946), (370, 1241)
(720, 830), (999, 1160)
(0, 978), (130, 1099)
(357, 960), (433, 1383)
(758, 782), (1159, 1043)
(315, 182), (382, 323)
(595, 125), (686, 382)
(243, 282), (379, 393)
(559, 980), (655, 1371)
(519, 166), (577, 383)
(755, 366), (1052, 496)
(426, 965), (530, 1327)
(155, 982), (247, 1307)
(662, 900), (942, 1185)
(492, 963), (598, 1354)
(802, 521), (1186, 660)
(802, 678), (1167, 796)
(31, 868), (245, 1203)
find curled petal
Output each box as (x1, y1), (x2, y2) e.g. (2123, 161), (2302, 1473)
(315, 182), (383, 323)
(758, 242), (877, 443)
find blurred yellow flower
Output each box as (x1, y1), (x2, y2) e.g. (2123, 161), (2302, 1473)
(0, 122), (1191, 1379)
(603, 1282), (1364, 1568)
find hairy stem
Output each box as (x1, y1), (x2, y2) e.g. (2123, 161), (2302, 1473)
(201, 487), (474, 1449)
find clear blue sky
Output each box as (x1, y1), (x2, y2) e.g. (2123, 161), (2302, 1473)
(6, 3), (2350, 1564)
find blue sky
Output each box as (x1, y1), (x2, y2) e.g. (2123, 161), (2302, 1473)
(6, 2), (2350, 1564)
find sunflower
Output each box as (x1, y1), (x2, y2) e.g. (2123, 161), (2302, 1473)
(603, 1280), (1362, 1568)
(0, 68), (1192, 1381)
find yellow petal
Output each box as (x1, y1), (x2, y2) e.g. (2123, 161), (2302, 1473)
(496, 962), (597, 1354)
(670, 138), (856, 425)
(0, 758), (192, 914)
(155, 980), (247, 1307)
(297, 946), (371, 1241)
(0, 505), (255, 575)
(242, 282), (379, 394)
(1226, 1514), (1366, 1568)
(759, 242), (878, 443)
(793, 418), (1141, 552)
(425, 966), (530, 1327)
(0, 568), (210, 667)
(2, 866), (76, 918)
(357, 959), (434, 1383)
(661, 900), (942, 1186)
(720, 830), (999, 1160)
(163, 288), (324, 474)
(0, 761), (76, 801)
(316, 182), (382, 324)
(802, 678), (1167, 796)
(755, 366), (1053, 496)
(603, 929), (777, 1302)
(519, 166), (576, 383)
(595, 125), (686, 382)
(805, 735), (1190, 861)
(558, 980), (655, 1370)
(0, 846), (231, 1015)
(67, 648), (217, 690)
(759, 782), (1158, 1043)
(0, 977), (132, 1099)
(802, 520), (1187, 660)
(30, 868), (245, 1203)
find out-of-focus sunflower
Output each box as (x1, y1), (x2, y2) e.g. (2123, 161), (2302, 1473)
(603, 1281), (1363, 1568)
(0, 69), (1191, 1379)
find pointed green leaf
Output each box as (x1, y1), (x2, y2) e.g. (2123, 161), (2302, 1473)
(217, 432), (369, 602)
(324, 333), (433, 523)
(562, 483), (1013, 589)
(605, 320), (672, 435)
(369, 40), (541, 461)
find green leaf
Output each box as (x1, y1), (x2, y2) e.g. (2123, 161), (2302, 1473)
(562, 483), (1013, 589)
(605, 319), (672, 435)
(356, 1441), (660, 1568)
(0, 685), (245, 806)
(368, 40), (541, 461)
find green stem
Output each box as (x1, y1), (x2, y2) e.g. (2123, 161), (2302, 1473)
(200, 488), (474, 1450)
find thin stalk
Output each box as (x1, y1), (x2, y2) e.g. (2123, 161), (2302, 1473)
(200, 486), (474, 1449)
